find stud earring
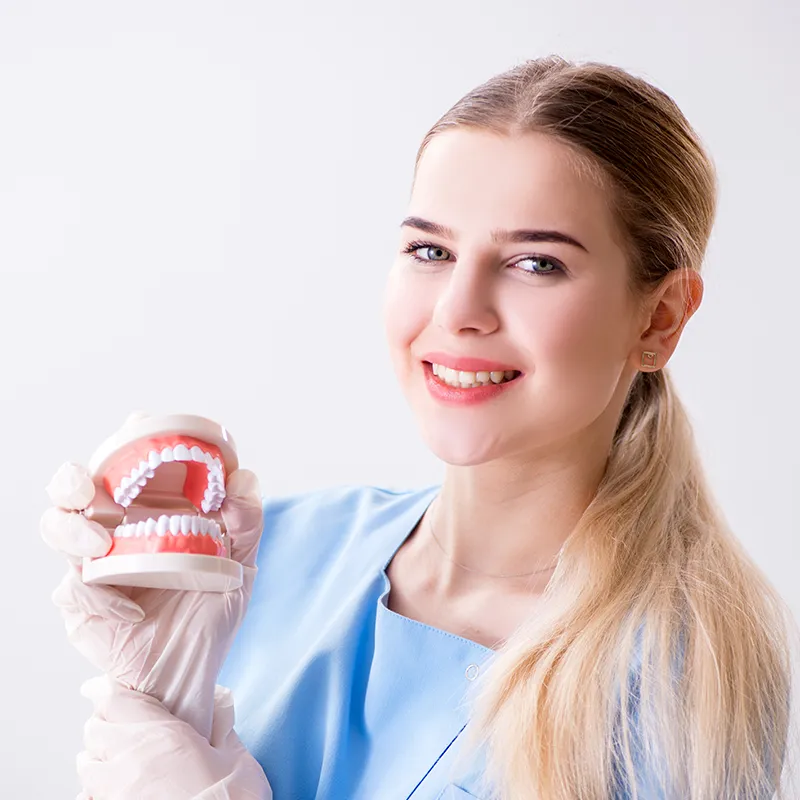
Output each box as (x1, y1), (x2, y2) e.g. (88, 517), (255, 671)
(641, 351), (658, 369)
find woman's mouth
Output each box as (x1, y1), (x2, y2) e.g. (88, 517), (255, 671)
(428, 361), (521, 389)
(421, 360), (523, 406)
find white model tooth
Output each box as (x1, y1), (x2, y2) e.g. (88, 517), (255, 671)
(122, 524), (133, 538)
(161, 447), (174, 463)
(201, 499), (210, 514)
(212, 521), (221, 539)
(200, 519), (209, 534)
(130, 467), (141, 483)
(212, 457), (222, 471)
(203, 452), (213, 465)
(180, 515), (191, 534)
(169, 515), (180, 534)
(114, 525), (123, 538)
(190, 446), (205, 462)
(148, 450), (161, 469)
(113, 487), (124, 504)
(190, 517), (200, 534)
(145, 518), (157, 536)
(157, 515), (169, 536)
(128, 484), (141, 499)
(120, 496), (132, 508)
(136, 476), (148, 487)
(136, 521), (146, 537)
(120, 476), (132, 490)
(174, 444), (191, 461)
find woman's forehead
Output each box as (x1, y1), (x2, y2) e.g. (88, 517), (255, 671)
(410, 128), (620, 253)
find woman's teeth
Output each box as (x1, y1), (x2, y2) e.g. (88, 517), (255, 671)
(431, 363), (519, 389)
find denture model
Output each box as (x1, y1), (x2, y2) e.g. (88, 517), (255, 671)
(81, 413), (243, 592)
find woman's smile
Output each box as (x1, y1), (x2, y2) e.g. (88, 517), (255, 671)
(422, 360), (524, 406)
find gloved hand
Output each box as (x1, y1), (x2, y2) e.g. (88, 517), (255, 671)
(40, 458), (264, 741)
(76, 674), (272, 800)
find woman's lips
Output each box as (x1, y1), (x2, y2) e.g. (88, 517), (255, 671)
(421, 361), (522, 406)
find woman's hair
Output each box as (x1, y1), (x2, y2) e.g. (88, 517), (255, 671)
(412, 56), (797, 799)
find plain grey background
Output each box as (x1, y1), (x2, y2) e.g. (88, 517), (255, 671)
(1, 0), (797, 794)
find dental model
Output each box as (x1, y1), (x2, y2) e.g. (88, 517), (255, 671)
(81, 413), (243, 592)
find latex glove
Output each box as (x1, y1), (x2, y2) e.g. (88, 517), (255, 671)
(41, 458), (263, 741)
(76, 674), (272, 800)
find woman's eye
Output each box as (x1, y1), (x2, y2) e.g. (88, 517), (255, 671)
(403, 242), (451, 263)
(514, 256), (563, 276)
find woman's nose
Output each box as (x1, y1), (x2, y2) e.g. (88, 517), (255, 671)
(431, 261), (500, 335)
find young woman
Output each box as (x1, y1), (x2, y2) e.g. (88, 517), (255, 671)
(43, 55), (795, 799)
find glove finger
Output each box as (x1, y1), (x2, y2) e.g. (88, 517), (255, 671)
(83, 713), (150, 765)
(220, 469), (263, 568)
(83, 716), (112, 762)
(46, 462), (96, 510)
(81, 676), (177, 726)
(77, 750), (123, 799)
(210, 685), (236, 748)
(41, 507), (112, 559)
(53, 564), (145, 623)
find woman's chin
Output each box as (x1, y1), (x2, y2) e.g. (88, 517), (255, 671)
(419, 427), (502, 467)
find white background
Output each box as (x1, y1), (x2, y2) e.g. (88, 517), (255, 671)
(1, 0), (797, 794)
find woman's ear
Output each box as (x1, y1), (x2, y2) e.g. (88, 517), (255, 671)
(634, 269), (704, 369)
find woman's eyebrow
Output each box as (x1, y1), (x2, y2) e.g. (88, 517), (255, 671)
(400, 216), (588, 252)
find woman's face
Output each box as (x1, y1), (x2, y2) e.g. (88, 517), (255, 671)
(383, 128), (646, 467)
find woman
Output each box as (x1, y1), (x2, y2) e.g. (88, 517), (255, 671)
(43, 56), (794, 799)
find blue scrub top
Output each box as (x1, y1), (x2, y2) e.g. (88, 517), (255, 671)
(219, 483), (494, 799)
(219, 484), (761, 800)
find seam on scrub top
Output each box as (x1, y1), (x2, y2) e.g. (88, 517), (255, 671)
(406, 722), (469, 800)
(386, 610), (493, 651)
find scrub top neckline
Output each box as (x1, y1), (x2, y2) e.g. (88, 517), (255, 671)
(377, 485), (494, 657)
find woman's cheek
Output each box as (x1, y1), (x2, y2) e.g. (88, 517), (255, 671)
(384, 268), (428, 348)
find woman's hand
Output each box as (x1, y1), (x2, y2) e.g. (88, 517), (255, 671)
(76, 675), (272, 800)
(41, 461), (264, 740)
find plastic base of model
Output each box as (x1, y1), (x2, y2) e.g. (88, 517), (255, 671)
(82, 552), (243, 592)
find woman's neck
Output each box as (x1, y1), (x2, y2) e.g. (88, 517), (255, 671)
(421, 447), (609, 597)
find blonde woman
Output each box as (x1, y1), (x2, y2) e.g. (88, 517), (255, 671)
(45, 56), (795, 799)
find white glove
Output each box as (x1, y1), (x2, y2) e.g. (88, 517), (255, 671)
(76, 674), (272, 800)
(40, 461), (264, 740)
